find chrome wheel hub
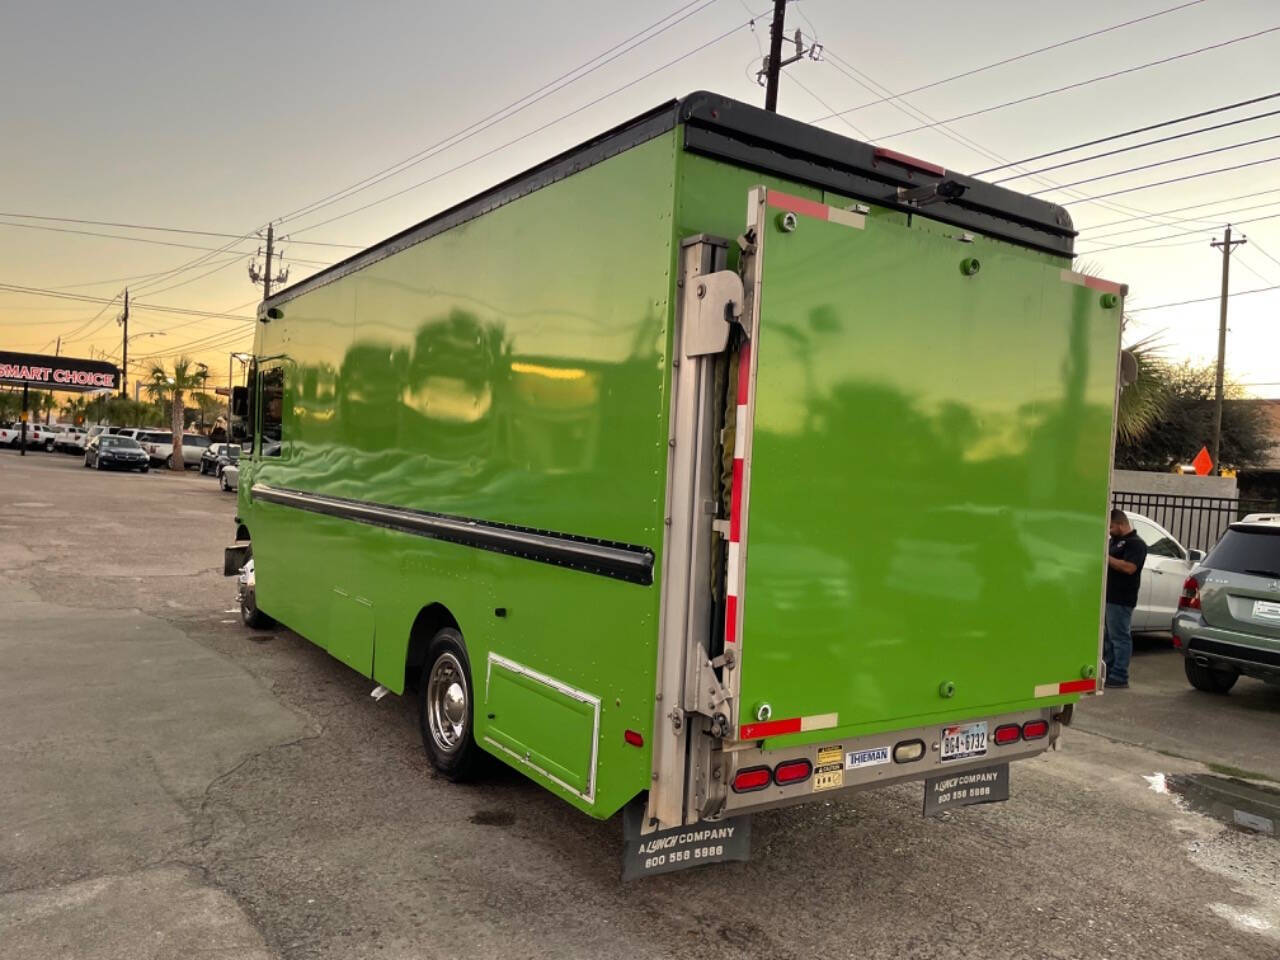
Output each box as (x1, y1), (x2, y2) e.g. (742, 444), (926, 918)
(427, 652), (468, 753)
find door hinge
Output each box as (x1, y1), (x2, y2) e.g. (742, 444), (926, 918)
(682, 270), (744, 357)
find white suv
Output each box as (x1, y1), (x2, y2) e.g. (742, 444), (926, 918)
(140, 431), (211, 468)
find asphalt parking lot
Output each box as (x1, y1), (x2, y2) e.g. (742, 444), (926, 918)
(2, 448), (1278, 960)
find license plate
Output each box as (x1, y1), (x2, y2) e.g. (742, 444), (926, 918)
(1254, 600), (1280, 622)
(940, 722), (987, 762)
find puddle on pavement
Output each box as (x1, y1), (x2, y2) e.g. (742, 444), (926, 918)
(1148, 772), (1279, 836)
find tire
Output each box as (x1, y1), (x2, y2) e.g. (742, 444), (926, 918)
(418, 629), (483, 781)
(140, 465), (149, 473)
(240, 581), (274, 629)
(44, 440), (54, 452)
(1185, 657), (1238, 694)
(96, 457), (104, 471)
(220, 473), (229, 491)
(166, 455), (173, 469)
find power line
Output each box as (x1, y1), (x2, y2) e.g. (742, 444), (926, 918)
(1127, 284), (1280, 312)
(995, 106), (1280, 184)
(1062, 155), (1280, 205)
(1246, 237), (1280, 272)
(810, 0), (1208, 123)
(1081, 190), (1280, 239)
(0, 283), (255, 321)
(868, 26), (1280, 141)
(1080, 210), (1280, 252)
(276, 0), (722, 227)
(975, 91), (1280, 176)
(0, 212), (360, 248)
(0, 218), (330, 267)
(287, 19), (753, 236)
(1027, 132), (1280, 196)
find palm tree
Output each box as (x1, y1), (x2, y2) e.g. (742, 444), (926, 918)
(144, 356), (203, 470)
(1116, 334), (1169, 445)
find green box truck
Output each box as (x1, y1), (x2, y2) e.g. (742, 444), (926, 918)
(227, 92), (1124, 856)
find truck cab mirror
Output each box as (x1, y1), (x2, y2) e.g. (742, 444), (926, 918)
(231, 385), (249, 417)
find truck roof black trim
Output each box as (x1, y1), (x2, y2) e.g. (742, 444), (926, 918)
(251, 483), (656, 585)
(264, 92), (1074, 310)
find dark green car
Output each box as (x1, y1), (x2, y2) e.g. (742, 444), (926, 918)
(1173, 518), (1280, 692)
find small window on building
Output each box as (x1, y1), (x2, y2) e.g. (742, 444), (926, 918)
(261, 367), (284, 457)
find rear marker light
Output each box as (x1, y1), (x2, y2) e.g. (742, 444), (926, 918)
(1178, 576), (1201, 610)
(624, 729), (644, 748)
(732, 766), (772, 793)
(773, 759), (813, 786)
(1022, 720), (1049, 740)
(893, 739), (925, 763)
(994, 724), (1022, 746)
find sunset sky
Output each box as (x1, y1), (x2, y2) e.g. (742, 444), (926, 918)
(3, 0), (1278, 399)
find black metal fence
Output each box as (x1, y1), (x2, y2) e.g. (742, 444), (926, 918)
(1111, 491), (1279, 554)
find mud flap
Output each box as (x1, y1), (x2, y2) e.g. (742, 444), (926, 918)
(621, 797), (750, 880)
(224, 542), (251, 576)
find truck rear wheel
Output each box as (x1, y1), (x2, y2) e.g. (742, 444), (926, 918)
(418, 629), (483, 781)
(1185, 657), (1238, 694)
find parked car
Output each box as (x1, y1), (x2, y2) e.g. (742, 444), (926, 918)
(142, 432), (211, 469)
(1123, 512), (1207, 634)
(1173, 516), (1280, 693)
(199, 442), (241, 476)
(54, 425), (89, 453)
(220, 461), (239, 492)
(83, 434), (150, 472)
(0, 421), (54, 450)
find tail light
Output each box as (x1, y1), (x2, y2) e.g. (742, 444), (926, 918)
(1178, 576), (1201, 610)
(731, 766), (772, 793)
(1022, 720), (1049, 740)
(993, 724), (1021, 746)
(773, 759), (813, 786)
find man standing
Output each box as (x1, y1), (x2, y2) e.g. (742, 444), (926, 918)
(1104, 508), (1147, 689)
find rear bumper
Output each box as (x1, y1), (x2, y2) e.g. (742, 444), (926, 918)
(721, 707), (1060, 816)
(1173, 612), (1280, 683)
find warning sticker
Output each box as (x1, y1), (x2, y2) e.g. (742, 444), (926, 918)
(816, 745), (843, 767)
(813, 762), (843, 792)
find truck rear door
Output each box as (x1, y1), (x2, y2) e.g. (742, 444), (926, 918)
(726, 187), (1120, 745)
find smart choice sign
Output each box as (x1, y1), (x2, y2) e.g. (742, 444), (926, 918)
(0, 351), (119, 392)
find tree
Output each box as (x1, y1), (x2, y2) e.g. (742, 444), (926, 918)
(1116, 360), (1271, 472)
(144, 356), (203, 470)
(1116, 337), (1169, 447)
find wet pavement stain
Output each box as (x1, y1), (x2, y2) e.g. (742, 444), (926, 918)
(1163, 774), (1280, 836)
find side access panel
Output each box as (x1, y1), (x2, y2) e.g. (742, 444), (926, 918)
(727, 187), (1121, 745)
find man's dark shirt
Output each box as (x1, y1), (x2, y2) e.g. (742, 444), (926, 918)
(1106, 530), (1147, 608)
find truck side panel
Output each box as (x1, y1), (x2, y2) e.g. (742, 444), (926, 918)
(244, 131), (682, 817)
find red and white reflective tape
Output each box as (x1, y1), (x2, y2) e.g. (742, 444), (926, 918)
(739, 712), (839, 741)
(724, 338), (751, 647)
(766, 189), (866, 229)
(1034, 678), (1097, 698)
(1060, 269), (1124, 296)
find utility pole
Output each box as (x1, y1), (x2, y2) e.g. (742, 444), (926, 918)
(756, 1), (820, 112)
(248, 223), (289, 299)
(1209, 225), (1246, 473)
(764, 0), (787, 112)
(117, 288), (129, 398)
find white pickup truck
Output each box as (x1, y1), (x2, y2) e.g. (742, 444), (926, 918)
(1, 421), (56, 450)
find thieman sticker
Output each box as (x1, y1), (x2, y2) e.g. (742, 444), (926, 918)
(817, 745), (843, 766)
(845, 746), (891, 771)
